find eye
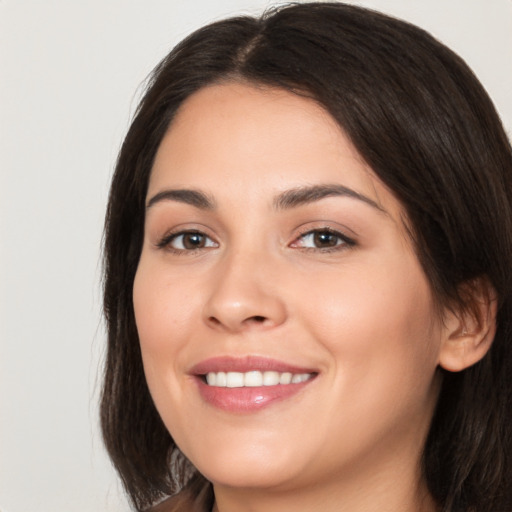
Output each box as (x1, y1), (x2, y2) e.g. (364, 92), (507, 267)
(158, 230), (218, 251)
(291, 228), (354, 250)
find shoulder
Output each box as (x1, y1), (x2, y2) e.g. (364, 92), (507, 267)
(148, 496), (178, 512)
(147, 481), (213, 512)
(147, 495), (190, 512)
(148, 497), (173, 512)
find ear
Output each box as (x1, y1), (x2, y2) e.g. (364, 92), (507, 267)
(438, 277), (498, 372)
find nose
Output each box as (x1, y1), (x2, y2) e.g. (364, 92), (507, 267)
(202, 250), (287, 333)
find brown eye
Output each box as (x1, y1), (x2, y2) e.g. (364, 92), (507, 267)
(163, 231), (217, 251)
(181, 233), (207, 249)
(292, 228), (355, 251)
(313, 231), (340, 248)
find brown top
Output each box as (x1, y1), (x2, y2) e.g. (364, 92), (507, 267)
(149, 477), (214, 512)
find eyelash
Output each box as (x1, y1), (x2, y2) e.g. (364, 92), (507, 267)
(156, 230), (218, 254)
(156, 227), (356, 254)
(291, 227), (356, 252)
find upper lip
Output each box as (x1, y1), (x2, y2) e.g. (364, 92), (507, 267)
(189, 356), (318, 376)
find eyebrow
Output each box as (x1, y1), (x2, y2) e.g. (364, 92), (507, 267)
(146, 184), (386, 214)
(146, 189), (216, 210)
(273, 184), (386, 213)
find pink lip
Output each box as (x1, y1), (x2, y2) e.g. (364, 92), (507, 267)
(190, 355), (316, 375)
(189, 356), (318, 414)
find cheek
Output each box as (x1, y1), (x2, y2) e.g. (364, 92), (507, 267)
(132, 260), (205, 439)
(132, 259), (202, 402)
(133, 261), (196, 347)
(297, 261), (442, 460)
(298, 254), (441, 394)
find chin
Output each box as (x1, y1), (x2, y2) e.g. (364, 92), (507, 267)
(200, 462), (297, 490)
(183, 436), (306, 490)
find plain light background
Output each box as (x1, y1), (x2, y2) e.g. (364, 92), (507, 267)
(0, 1), (510, 511)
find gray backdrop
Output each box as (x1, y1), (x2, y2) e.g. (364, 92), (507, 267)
(1, 1), (510, 510)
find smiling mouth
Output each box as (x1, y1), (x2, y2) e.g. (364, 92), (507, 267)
(204, 370), (315, 388)
(191, 356), (318, 412)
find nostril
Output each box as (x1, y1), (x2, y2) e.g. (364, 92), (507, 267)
(206, 312), (275, 331)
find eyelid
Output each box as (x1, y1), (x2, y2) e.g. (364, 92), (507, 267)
(152, 222), (356, 254)
(155, 227), (219, 252)
(289, 225), (356, 250)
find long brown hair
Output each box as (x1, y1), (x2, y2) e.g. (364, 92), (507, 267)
(101, 3), (512, 511)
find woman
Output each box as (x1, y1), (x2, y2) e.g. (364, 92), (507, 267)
(101, 3), (512, 511)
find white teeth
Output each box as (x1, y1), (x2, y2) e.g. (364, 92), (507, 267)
(263, 371), (280, 386)
(245, 371), (263, 387)
(279, 372), (292, 384)
(226, 372), (244, 388)
(216, 371), (227, 387)
(205, 370), (313, 388)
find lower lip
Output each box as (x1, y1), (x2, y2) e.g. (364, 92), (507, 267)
(195, 377), (315, 413)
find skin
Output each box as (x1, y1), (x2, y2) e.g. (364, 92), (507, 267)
(133, 82), (457, 512)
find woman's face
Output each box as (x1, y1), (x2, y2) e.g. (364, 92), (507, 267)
(133, 83), (446, 493)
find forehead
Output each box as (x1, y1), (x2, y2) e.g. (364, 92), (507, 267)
(148, 82), (403, 221)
